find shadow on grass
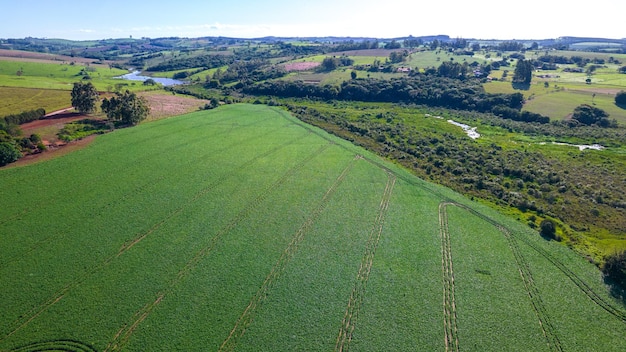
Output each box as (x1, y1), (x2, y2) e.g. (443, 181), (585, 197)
(603, 276), (626, 305)
(512, 82), (531, 90)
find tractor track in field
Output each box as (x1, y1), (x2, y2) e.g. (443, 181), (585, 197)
(0, 132), (315, 343)
(284, 108), (626, 333)
(438, 203), (459, 352)
(219, 155), (361, 352)
(452, 202), (626, 325)
(441, 202), (562, 352)
(0, 122), (294, 270)
(500, 225), (563, 351)
(104, 143), (334, 352)
(8, 339), (97, 352)
(335, 171), (396, 352)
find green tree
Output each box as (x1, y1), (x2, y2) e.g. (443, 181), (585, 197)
(0, 141), (21, 166)
(350, 71), (357, 80)
(513, 59), (533, 84)
(571, 104), (611, 126)
(539, 219), (557, 239)
(321, 57), (338, 71)
(71, 82), (99, 114)
(101, 90), (150, 126)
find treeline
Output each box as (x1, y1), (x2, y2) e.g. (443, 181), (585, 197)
(0, 108), (46, 126)
(146, 54), (234, 72)
(244, 75), (549, 122)
(0, 109), (48, 166)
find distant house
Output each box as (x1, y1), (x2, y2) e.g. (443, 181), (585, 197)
(397, 67), (412, 73)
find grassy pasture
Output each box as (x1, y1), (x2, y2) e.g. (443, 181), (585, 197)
(0, 59), (139, 92)
(484, 80), (626, 123)
(0, 87), (70, 116)
(0, 104), (624, 351)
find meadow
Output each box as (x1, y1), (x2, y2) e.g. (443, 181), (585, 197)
(0, 58), (143, 92)
(0, 87), (69, 116)
(0, 104), (624, 351)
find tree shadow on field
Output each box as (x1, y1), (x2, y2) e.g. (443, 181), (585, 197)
(603, 276), (626, 305)
(615, 102), (626, 110)
(512, 82), (531, 90)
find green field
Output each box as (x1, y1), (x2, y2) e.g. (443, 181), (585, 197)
(0, 87), (70, 116)
(0, 59), (142, 92)
(0, 104), (624, 351)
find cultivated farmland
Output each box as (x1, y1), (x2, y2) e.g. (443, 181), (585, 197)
(0, 104), (624, 351)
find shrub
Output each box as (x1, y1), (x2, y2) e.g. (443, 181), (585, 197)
(539, 219), (557, 239)
(0, 142), (21, 166)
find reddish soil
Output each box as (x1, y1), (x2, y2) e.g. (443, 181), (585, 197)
(4, 93), (211, 168)
(283, 61), (321, 72)
(6, 135), (97, 169)
(0, 49), (107, 65)
(21, 112), (85, 133)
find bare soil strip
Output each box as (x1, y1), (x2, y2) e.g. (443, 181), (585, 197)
(335, 172), (396, 352)
(219, 155), (361, 352)
(0, 132), (310, 343)
(105, 143), (333, 351)
(438, 203), (459, 352)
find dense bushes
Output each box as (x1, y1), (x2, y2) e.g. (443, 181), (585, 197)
(146, 54), (234, 72)
(0, 108), (46, 126)
(244, 75), (543, 121)
(0, 141), (21, 166)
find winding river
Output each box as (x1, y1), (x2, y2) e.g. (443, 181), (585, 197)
(115, 71), (184, 86)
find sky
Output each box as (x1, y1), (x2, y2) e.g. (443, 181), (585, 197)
(1, 0), (625, 41)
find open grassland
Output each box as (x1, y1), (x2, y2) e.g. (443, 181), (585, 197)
(0, 87), (70, 116)
(485, 80), (626, 123)
(0, 59), (141, 92)
(0, 104), (624, 351)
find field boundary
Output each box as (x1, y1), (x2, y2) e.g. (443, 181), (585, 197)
(219, 155), (361, 352)
(335, 171), (396, 352)
(105, 143), (334, 351)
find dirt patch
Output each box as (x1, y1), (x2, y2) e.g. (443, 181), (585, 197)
(140, 91), (210, 121)
(21, 111), (92, 145)
(567, 86), (621, 95)
(0, 49), (107, 65)
(3, 92), (210, 168)
(5, 135), (97, 169)
(327, 48), (407, 57)
(283, 61), (321, 72)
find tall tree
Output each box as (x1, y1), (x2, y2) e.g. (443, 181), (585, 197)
(513, 59), (533, 84)
(71, 82), (99, 114)
(101, 90), (149, 126)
